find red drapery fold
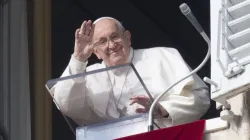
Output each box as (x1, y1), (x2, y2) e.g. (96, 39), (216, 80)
(115, 120), (205, 140)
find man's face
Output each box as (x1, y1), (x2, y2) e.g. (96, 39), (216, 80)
(92, 19), (131, 67)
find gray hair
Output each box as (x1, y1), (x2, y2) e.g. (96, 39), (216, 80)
(93, 17), (125, 31)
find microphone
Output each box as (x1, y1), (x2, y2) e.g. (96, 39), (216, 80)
(180, 3), (210, 44)
(147, 3), (211, 131)
(179, 3), (204, 34)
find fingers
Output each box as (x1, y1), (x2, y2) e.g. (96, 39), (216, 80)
(129, 95), (151, 107)
(136, 108), (146, 113)
(129, 98), (138, 105)
(130, 95), (151, 114)
(79, 21), (87, 35)
(89, 24), (95, 39)
(130, 95), (148, 100)
(79, 20), (92, 36)
(75, 28), (80, 39)
(85, 20), (92, 36)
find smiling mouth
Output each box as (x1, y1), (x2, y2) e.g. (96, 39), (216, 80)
(109, 47), (122, 55)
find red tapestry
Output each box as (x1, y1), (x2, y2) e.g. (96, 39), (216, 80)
(115, 120), (205, 140)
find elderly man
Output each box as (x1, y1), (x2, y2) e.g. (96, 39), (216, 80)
(51, 17), (210, 127)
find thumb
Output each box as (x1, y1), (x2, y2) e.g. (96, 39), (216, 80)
(85, 43), (94, 54)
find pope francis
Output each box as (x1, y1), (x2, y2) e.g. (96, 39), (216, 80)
(51, 17), (210, 128)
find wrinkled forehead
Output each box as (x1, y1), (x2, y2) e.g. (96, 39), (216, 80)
(92, 19), (121, 40)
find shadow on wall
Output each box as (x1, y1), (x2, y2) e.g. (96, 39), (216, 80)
(230, 91), (250, 134)
(0, 121), (8, 140)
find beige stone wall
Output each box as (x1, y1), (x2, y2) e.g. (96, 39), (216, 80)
(203, 91), (250, 140)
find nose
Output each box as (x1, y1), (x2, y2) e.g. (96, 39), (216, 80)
(107, 40), (117, 49)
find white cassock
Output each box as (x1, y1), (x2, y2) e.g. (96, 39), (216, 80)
(50, 47), (210, 127)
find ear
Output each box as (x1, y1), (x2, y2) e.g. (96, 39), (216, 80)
(93, 48), (101, 59)
(124, 30), (131, 46)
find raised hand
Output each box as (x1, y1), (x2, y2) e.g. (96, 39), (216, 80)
(73, 20), (95, 62)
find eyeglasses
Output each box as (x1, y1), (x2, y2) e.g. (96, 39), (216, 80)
(92, 31), (125, 48)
